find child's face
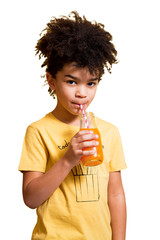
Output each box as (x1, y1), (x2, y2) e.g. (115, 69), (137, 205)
(47, 62), (99, 117)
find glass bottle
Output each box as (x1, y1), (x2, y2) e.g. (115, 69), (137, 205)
(80, 112), (103, 166)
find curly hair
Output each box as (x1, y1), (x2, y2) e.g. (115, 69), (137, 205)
(35, 11), (117, 97)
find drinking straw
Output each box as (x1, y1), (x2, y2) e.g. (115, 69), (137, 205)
(80, 104), (89, 128)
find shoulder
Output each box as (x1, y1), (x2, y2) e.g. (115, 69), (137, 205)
(95, 115), (118, 133)
(23, 113), (54, 139)
(94, 115), (122, 143)
(28, 112), (53, 131)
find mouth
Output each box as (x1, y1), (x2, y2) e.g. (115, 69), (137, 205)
(72, 102), (86, 109)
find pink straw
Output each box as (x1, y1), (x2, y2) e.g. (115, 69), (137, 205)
(80, 104), (89, 128)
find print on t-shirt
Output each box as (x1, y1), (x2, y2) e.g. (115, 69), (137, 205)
(72, 163), (100, 202)
(57, 138), (101, 202)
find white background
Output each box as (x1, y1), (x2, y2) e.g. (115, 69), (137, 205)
(0, 0), (160, 239)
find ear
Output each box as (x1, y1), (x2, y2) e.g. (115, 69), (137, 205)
(46, 72), (55, 90)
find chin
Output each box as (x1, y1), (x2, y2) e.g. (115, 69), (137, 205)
(69, 108), (81, 116)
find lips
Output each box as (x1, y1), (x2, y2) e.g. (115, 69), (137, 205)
(72, 102), (86, 108)
(72, 103), (81, 109)
(71, 102), (88, 111)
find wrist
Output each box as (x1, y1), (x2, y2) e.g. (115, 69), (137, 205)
(60, 155), (74, 171)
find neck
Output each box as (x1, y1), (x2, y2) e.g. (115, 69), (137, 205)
(52, 107), (80, 126)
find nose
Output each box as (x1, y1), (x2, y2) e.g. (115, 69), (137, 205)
(75, 85), (87, 98)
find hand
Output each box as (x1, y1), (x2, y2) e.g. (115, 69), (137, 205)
(63, 130), (99, 168)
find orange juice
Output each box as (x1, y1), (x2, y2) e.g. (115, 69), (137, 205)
(80, 128), (103, 166)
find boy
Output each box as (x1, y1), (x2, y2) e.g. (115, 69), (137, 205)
(19, 11), (127, 240)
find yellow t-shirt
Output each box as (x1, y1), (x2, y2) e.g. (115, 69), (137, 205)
(19, 112), (127, 240)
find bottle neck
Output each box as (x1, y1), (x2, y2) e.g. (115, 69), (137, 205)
(80, 112), (96, 129)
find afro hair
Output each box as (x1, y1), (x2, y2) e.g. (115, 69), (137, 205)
(35, 11), (117, 97)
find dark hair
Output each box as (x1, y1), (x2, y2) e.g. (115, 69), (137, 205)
(35, 11), (117, 96)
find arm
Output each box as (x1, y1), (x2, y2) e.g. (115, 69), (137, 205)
(108, 171), (127, 240)
(22, 130), (99, 209)
(22, 157), (73, 209)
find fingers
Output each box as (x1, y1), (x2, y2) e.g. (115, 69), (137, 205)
(75, 130), (99, 143)
(72, 130), (99, 152)
(65, 130), (100, 167)
(77, 140), (99, 150)
(81, 147), (97, 156)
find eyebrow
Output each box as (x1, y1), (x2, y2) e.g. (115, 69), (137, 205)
(65, 74), (98, 81)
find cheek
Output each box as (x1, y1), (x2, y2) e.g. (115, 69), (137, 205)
(89, 88), (97, 101)
(57, 87), (72, 101)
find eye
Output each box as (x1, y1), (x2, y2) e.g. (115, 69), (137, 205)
(88, 82), (96, 87)
(67, 80), (76, 85)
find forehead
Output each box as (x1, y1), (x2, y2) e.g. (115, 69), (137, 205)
(59, 62), (98, 79)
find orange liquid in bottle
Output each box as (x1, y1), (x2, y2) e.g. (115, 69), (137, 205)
(80, 128), (103, 166)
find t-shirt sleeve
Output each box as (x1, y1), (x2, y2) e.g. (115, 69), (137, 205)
(18, 125), (48, 172)
(109, 126), (127, 172)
